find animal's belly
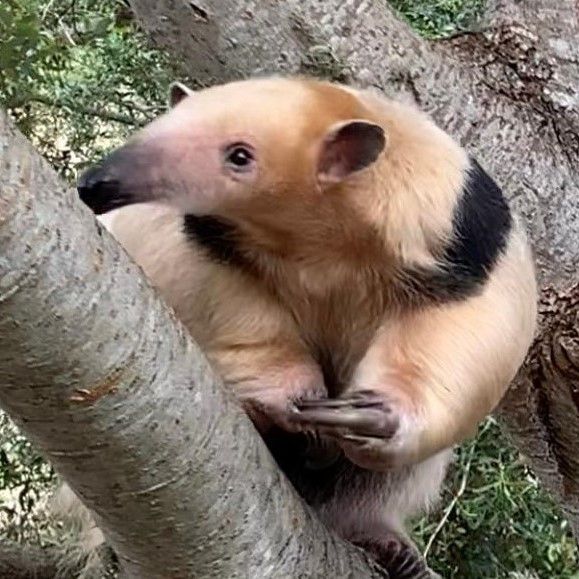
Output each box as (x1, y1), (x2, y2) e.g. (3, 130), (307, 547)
(263, 427), (452, 538)
(264, 427), (382, 507)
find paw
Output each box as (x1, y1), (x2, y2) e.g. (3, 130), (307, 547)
(290, 389), (402, 470)
(238, 368), (327, 434)
(353, 533), (435, 579)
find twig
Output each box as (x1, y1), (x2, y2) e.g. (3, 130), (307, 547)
(423, 419), (492, 559)
(25, 94), (144, 127)
(40, 0), (57, 21)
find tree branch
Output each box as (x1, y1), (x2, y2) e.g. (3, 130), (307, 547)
(21, 93), (145, 127)
(0, 110), (387, 578)
(443, 0), (579, 167)
(500, 282), (579, 529)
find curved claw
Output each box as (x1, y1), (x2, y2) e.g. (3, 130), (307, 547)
(291, 389), (399, 439)
(296, 389), (385, 410)
(354, 532), (435, 579)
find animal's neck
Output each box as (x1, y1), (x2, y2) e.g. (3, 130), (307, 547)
(183, 211), (392, 291)
(183, 212), (392, 393)
(252, 233), (391, 309)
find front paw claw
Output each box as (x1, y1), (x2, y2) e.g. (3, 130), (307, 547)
(242, 382), (328, 434)
(290, 389), (402, 470)
(291, 389), (399, 439)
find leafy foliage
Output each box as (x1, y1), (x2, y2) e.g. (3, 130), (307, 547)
(0, 413), (55, 543)
(0, 0), (177, 181)
(0, 1), (578, 577)
(389, 0), (486, 38)
(412, 419), (579, 578)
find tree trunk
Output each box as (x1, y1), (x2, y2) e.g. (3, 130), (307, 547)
(0, 110), (387, 578)
(128, 0), (579, 535)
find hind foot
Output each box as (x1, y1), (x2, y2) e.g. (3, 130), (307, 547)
(353, 532), (439, 579)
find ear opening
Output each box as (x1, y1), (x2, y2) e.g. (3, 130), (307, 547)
(168, 81), (194, 108)
(317, 120), (386, 184)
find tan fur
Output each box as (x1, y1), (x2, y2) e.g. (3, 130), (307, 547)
(352, 225), (537, 465)
(95, 73), (536, 488)
(236, 79), (468, 275)
(352, 87), (468, 267)
(107, 203), (536, 466)
(123, 78), (467, 277)
(63, 77), (537, 574)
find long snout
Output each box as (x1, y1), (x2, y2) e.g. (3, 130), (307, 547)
(77, 166), (131, 215)
(77, 145), (153, 215)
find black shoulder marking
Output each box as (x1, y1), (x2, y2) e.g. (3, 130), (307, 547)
(446, 158), (512, 283)
(400, 157), (512, 303)
(183, 214), (246, 266)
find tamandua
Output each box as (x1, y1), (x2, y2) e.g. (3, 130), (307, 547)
(66, 76), (537, 578)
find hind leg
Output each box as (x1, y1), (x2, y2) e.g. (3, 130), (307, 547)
(314, 453), (450, 579)
(353, 531), (439, 579)
(317, 488), (441, 579)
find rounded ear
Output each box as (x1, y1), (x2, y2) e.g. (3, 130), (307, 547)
(317, 120), (386, 184)
(168, 81), (195, 108)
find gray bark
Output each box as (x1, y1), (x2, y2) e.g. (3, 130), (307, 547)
(0, 110), (387, 578)
(129, 0), (579, 535)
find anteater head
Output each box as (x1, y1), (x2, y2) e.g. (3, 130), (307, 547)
(78, 78), (385, 218)
(78, 76), (469, 272)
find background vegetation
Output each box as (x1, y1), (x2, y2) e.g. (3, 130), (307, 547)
(0, 1), (577, 577)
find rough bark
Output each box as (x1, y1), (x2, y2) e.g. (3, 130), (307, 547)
(449, 1), (578, 137)
(442, 0), (579, 534)
(0, 110), (387, 578)
(500, 284), (579, 531)
(128, 0), (579, 535)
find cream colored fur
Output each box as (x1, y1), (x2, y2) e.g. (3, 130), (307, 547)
(57, 77), (538, 574)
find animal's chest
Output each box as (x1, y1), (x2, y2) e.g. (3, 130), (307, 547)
(266, 277), (391, 507)
(280, 287), (383, 396)
(265, 292), (389, 508)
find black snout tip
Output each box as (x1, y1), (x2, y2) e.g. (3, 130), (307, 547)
(77, 165), (132, 216)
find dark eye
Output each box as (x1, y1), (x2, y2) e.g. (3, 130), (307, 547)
(224, 144), (255, 172)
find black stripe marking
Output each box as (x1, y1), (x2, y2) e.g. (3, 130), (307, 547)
(184, 159), (511, 305)
(183, 214), (246, 266)
(400, 157), (512, 303)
